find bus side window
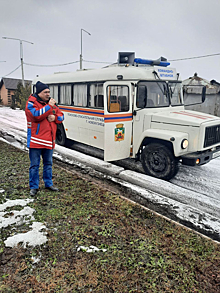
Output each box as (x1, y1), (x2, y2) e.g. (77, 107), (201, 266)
(107, 86), (129, 112)
(118, 96), (129, 111)
(90, 83), (104, 109)
(109, 98), (120, 112)
(95, 95), (104, 108)
(49, 85), (59, 103)
(73, 84), (87, 106)
(60, 85), (71, 105)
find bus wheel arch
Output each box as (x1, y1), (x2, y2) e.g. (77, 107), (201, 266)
(140, 138), (179, 181)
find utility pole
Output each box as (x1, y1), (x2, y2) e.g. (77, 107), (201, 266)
(20, 40), (25, 86)
(2, 37), (33, 86)
(80, 29), (91, 70)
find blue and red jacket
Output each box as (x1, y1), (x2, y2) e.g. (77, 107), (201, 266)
(25, 94), (64, 149)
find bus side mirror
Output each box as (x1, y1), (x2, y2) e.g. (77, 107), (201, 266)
(202, 86), (206, 103)
(137, 85), (147, 108)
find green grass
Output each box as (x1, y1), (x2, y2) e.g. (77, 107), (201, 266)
(0, 140), (219, 292)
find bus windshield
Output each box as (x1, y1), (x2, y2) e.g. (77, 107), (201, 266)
(168, 82), (183, 106)
(137, 81), (183, 108)
(138, 81), (169, 108)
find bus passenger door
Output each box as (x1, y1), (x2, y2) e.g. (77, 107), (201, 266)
(104, 82), (133, 161)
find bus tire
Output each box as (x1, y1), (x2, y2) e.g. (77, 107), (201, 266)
(56, 124), (66, 146)
(141, 143), (179, 180)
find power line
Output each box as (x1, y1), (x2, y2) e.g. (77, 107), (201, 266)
(3, 64), (21, 77)
(24, 60), (112, 67)
(24, 60), (79, 67)
(24, 53), (220, 67)
(169, 53), (220, 61)
(84, 60), (113, 64)
(84, 54), (220, 64)
(18, 53), (220, 68)
(2, 53), (219, 77)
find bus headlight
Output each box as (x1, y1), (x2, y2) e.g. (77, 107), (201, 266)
(181, 139), (188, 149)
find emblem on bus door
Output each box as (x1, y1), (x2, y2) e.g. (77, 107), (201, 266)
(115, 124), (125, 141)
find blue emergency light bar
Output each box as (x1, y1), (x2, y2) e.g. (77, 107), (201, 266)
(134, 58), (170, 67)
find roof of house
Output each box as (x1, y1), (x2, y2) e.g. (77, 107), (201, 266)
(0, 77), (32, 90)
(183, 73), (212, 87)
(210, 79), (220, 87)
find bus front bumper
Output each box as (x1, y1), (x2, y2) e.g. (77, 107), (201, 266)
(181, 147), (220, 166)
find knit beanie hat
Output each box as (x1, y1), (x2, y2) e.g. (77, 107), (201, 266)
(36, 81), (49, 94)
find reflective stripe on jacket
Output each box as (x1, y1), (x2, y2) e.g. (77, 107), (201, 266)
(25, 94), (64, 149)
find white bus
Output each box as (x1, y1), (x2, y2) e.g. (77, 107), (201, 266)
(33, 52), (220, 180)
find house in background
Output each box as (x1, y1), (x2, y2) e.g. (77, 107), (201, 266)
(183, 73), (220, 117)
(0, 77), (32, 106)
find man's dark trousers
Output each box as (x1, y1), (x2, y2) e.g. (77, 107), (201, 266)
(29, 148), (53, 190)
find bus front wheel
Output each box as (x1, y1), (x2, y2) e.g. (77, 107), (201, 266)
(141, 143), (179, 181)
(56, 124), (66, 146)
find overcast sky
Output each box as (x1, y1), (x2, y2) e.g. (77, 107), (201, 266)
(1, 0), (220, 83)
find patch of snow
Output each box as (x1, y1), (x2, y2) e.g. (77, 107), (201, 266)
(31, 255), (41, 264)
(4, 222), (47, 248)
(0, 198), (34, 211)
(77, 245), (107, 253)
(0, 197), (47, 249)
(0, 206), (35, 228)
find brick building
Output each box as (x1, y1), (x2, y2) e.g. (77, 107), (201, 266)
(0, 78), (31, 106)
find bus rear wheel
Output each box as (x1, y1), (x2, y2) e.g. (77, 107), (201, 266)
(56, 124), (66, 146)
(141, 143), (179, 180)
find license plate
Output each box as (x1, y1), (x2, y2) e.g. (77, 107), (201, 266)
(212, 150), (220, 159)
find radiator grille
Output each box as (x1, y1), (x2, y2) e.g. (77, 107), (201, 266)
(204, 125), (220, 148)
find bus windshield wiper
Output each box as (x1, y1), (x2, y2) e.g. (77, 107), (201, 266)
(152, 71), (167, 96)
(169, 74), (180, 97)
